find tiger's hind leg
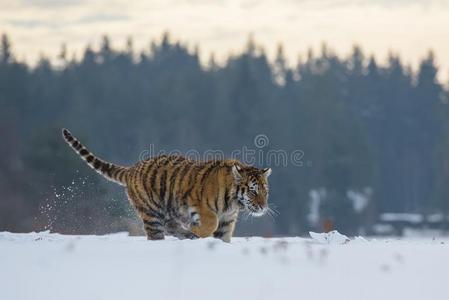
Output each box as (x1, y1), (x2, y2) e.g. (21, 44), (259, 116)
(126, 191), (165, 240)
(142, 218), (165, 240)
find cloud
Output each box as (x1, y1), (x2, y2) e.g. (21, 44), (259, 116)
(6, 19), (56, 29)
(6, 13), (130, 29)
(1, 0), (449, 82)
(76, 13), (130, 24)
(20, 0), (84, 8)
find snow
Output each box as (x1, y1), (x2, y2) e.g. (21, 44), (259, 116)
(347, 188), (371, 213)
(1, 231), (448, 300)
(427, 213), (449, 223)
(307, 189), (325, 225)
(309, 230), (350, 244)
(380, 213), (424, 224)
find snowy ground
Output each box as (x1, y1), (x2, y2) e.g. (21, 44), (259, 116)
(1, 231), (448, 300)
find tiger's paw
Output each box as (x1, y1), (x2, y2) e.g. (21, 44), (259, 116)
(185, 232), (199, 240)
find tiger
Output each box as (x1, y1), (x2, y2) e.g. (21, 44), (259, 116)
(62, 128), (272, 242)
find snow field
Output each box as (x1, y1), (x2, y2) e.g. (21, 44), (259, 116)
(1, 231), (448, 300)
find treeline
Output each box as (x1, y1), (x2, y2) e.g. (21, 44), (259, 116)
(1, 32), (448, 236)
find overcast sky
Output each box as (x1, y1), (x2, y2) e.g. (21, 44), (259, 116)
(1, 0), (449, 81)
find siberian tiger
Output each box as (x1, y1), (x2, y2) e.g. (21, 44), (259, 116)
(62, 128), (272, 242)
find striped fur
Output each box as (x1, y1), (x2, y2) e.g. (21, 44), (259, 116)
(62, 129), (129, 186)
(62, 128), (272, 242)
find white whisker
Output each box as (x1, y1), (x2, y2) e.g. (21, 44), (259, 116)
(267, 205), (279, 217)
(265, 209), (275, 222)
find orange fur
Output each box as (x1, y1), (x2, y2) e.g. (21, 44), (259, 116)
(62, 129), (271, 242)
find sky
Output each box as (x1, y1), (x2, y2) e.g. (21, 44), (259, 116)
(1, 0), (449, 81)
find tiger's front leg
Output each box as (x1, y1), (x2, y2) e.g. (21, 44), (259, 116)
(213, 217), (237, 243)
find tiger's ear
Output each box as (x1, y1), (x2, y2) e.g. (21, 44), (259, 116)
(261, 168), (272, 178)
(232, 164), (243, 181)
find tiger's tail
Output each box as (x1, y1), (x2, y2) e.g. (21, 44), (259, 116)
(62, 128), (129, 186)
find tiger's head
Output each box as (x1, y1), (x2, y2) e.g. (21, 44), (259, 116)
(232, 164), (272, 216)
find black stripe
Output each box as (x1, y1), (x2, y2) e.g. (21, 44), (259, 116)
(101, 162), (110, 173)
(223, 187), (230, 211)
(147, 208), (165, 221)
(149, 161), (160, 191)
(144, 163), (163, 210)
(133, 202), (145, 213)
(148, 193), (164, 211)
(116, 168), (125, 182)
(146, 228), (164, 236)
(143, 199), (161, 214)
(150, 156), (169, 191)
(143, 220), (163, 228)
(132, 164), (156, 211)
(79, 149), (89, 156)
(207, 200), (217, 213)
(93, 159), (101, 169)
(214, 195), (219, 212)
(200, 162), (219, 185)
(181, 166), (198, 200)
(146, 176), (165, 211)
(176, 163), (191, 193)
(182, 186), (195, 202)
(161, 157), (170, 166)
(171, 155), (186, 166)
(179, 162), (192, 182)
(86, 155), (94, 163)
(196, 161), (219, 200)
(168, 163), (183, 198)
(170, 155), (185, 165)
(220, 219), (234, 227)
(72, 141), (79, 148)
(155, 156), (170, 199)
(134, 202), (154, 216)
(147, 227), (163, 233)
(240, 187), (246, 198)
(159, 169), (167, 204)
(156, 155), (169, 167)
(142, 161), (156, 202)
(131, 165), (143, 201)
(166, 162), (184, 212)
(214, 231), (225, 238)
(235, 186), (240, 199)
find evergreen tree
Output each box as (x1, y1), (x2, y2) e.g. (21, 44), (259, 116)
(0, 34), (12, 64)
